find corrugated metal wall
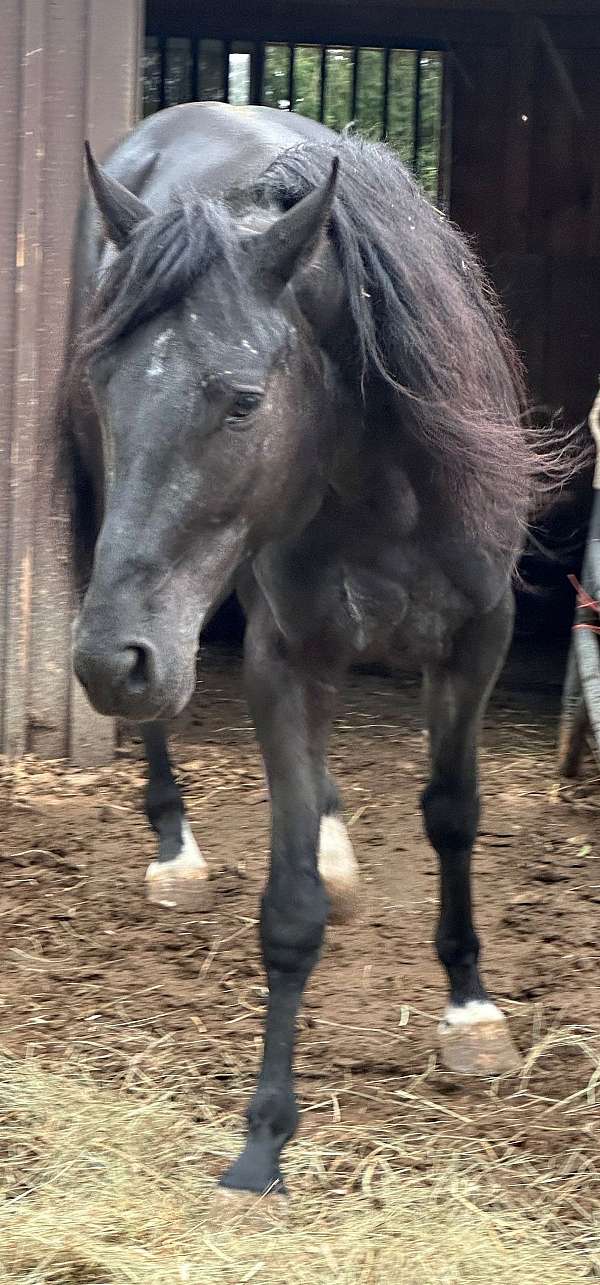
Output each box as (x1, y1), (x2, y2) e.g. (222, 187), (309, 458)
(0, 0), (143, 763)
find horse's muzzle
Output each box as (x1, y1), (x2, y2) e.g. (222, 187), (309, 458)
(73, 630), (193, 721)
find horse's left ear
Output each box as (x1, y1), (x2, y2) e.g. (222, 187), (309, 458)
(249, 156), (339, 295)
(84, 141), (153, 249)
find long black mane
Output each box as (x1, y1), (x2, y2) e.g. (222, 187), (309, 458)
(76, 132), (535, 557)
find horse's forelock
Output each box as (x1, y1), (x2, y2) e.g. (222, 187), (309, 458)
(76, 197), (243, 366)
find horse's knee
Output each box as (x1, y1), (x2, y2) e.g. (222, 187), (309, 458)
(260, 878), (328, 977)
(420, 780), (479, 855)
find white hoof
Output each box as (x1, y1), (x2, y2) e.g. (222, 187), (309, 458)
(318, 814), (360, 925)
(437, 1001), (521, 1075)
(438, 1000), (506, 1034)
(145, 823), (211, 912)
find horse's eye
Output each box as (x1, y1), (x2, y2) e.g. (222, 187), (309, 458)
(225, 389), (263, 426)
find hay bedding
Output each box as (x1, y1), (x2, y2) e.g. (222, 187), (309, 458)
(0, 649), (599, 1282)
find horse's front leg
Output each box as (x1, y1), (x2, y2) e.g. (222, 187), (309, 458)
(141, 722), (210, 910)
(422, 590), (521, 1075)
(219, 596), (350, 1199)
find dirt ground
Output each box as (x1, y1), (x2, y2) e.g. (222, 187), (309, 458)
(1, 642), (600, 1276)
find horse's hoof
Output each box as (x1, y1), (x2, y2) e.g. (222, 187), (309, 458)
(318, 814), (360, 925)
(437, 1002), (521, 1076)
(145, 823), (211, 912)
(212, 1186), (289, 1221)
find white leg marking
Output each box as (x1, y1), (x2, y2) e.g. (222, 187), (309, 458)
(438, 999), (506, 1035)
(145, 822), (210, 909)
(318, 815), (359, 924)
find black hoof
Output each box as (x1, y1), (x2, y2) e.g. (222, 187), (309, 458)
(219, 1152), (286, 1198)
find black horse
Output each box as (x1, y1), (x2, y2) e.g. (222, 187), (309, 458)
(61, 101), (537, 1199)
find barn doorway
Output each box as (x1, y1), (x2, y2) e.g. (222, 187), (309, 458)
(142, 5), (450, 207)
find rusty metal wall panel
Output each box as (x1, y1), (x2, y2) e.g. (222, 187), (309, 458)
(0, 0), (142, 762)
(0, 2), (21, 754)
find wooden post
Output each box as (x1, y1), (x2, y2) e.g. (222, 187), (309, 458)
(69, 0), (144, 766)
(0, 0), (143, 763)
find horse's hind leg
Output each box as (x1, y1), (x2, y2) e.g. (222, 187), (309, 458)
(421, 590), (521, 1075)
(142, 722), (210, 911)
(318, 770), (360, 924)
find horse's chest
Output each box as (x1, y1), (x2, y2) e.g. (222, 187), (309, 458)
(341, 545), (467, 665)
(330, 482), (475, 664)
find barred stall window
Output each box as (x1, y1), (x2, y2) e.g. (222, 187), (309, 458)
(142, 38), (448, 205)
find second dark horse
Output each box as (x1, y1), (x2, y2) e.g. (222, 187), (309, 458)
(62, 102), (535, 1198)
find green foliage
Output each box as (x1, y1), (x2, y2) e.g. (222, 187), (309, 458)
(143, 40), (443, 202)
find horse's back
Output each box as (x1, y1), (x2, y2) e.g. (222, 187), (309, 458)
(106, 102), (336, 208)
(70, 103), (336, 304)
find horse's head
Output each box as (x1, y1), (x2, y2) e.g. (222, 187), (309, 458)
(73, 148), (339, 721)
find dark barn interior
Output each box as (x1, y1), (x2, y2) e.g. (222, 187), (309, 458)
(145, 0), (600, 645)
(2, 0), (599, 758)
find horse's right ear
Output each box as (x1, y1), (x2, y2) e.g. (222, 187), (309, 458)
(84, 141), (152, 249)
(248, 156), (339, 296)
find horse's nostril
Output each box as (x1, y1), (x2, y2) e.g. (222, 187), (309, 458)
(73, 635), (162, 713)
(123, 644), (153, 695)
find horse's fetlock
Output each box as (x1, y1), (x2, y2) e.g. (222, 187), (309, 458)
(248, 1085), (298, 1144)
(145, 782), (183, 831)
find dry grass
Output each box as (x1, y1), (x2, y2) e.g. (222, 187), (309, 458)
(2, 662), (600, 1282)
(0, 1053), (598, 1285)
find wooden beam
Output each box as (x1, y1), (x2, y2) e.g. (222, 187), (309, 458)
(307, 0), (598, 11)
(0, 1), (21, 754)
(502, 14), (535, 255)
(536, 19), (585, 122)
(145, 0), (505, 48)
(28, 0), (87, 760)
(2, 0), (46, 757)
(68, 0), (144, 766)
(146, 0), (600, 45)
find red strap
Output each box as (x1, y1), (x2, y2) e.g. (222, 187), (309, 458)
(569, 574), (600, 634)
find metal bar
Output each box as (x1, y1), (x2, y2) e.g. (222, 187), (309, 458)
(351, 46), (360, 122)
(413, 50), (422, 173)
(382, 46), (391, 140)
(158, 35), (167, 110)
(288, 44), (295, 111)
(223, 39), (231, 102)
(251, 41), (264, 104)
(191, 36), (199, 100)
(319, 45), (327, 123)
(438, 51), (454, 211)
